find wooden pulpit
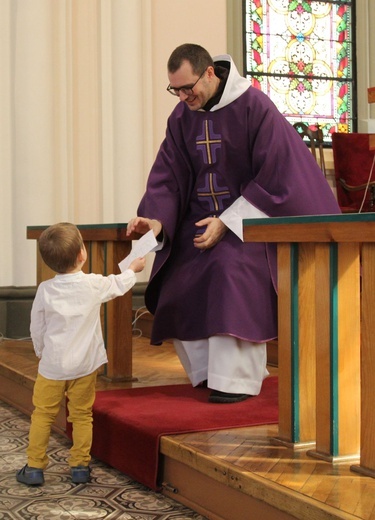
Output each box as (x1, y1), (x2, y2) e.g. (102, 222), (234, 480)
(243, 213), (375, 476)
(27, 223), (139, 382)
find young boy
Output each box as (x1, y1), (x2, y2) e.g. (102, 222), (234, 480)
(16, 222), (145, 486)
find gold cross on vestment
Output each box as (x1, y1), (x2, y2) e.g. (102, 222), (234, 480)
(196, 120), (222, 164)
(197, 172), (230, 212)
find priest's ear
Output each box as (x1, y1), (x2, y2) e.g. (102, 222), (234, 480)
(206, 66), (216, 79)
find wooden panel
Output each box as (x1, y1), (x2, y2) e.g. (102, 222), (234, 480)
(337, 243), (360, 456)
(275, 243), (316, 446)
(314, 244), (332, 455)
(352, 243), (375, 475)
(162, 457), (295, 520)
(87, 240), (104, 274)
(104, 240), (133, 381)
(276, 244), (293, 442)
(297, 243), (316, 442)
(368, 86), (375, 103)
(310, 243), (360, 461)
(0, 371), (66, 436)
(36, 247), (56, 284)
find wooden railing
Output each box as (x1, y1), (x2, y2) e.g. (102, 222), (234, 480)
(27, 223), (140, 382)
(243, 213), (375, 478)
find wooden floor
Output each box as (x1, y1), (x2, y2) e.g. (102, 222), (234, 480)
(1, 336), (375, 520)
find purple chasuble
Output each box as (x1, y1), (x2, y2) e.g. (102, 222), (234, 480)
(138, 58), (340, 345)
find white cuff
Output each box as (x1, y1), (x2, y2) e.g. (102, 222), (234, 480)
(219, 196), (269, 241)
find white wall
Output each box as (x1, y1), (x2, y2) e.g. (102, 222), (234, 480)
(0, 0), (227, 287)
(1, 0), (374, 287)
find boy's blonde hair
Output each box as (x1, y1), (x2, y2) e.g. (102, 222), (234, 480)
(38, 222), (84, 273)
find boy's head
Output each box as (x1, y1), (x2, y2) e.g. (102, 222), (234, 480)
(38, 222), (85, 274)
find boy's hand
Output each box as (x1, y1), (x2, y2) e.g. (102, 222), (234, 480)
(129, 257), (146, 273)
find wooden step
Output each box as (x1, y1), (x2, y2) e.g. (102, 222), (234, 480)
(0, 341), (66, 435)
(1, 338), (373, 520)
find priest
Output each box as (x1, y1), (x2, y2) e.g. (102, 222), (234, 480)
(126, 43), (340, 403)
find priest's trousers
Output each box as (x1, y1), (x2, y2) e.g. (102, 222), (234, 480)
(173, 335), (269, 395)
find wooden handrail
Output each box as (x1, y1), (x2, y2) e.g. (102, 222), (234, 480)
(243, 213), (375, 476)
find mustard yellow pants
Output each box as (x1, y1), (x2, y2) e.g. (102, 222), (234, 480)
(27, 371), (97, 469)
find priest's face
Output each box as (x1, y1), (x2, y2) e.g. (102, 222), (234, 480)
(167, 60), (218, 111)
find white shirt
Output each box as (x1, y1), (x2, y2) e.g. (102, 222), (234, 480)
(30, 269), (136, 380)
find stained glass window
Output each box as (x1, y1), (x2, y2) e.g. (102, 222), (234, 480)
(244, 0), (355, 144)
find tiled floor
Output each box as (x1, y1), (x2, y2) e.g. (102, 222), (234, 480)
(0, 399), (206, 519)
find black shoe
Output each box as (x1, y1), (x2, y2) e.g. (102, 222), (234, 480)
(208, 390), (250, 404)
(71, 465), (91, 484)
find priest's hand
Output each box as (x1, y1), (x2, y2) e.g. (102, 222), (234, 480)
(126, 217), (163, 238)
(193, 217), (227, 250)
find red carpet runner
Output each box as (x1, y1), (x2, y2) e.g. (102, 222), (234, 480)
(89, 376), (278, 490)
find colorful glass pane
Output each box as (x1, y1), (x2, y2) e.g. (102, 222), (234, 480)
(244, 0), (355, 143)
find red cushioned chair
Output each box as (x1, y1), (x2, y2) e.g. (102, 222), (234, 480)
(332, 132), (375, 213)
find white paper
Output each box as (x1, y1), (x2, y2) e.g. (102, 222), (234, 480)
(219, 196), (269, 241)
(118, 230), (158, 272)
